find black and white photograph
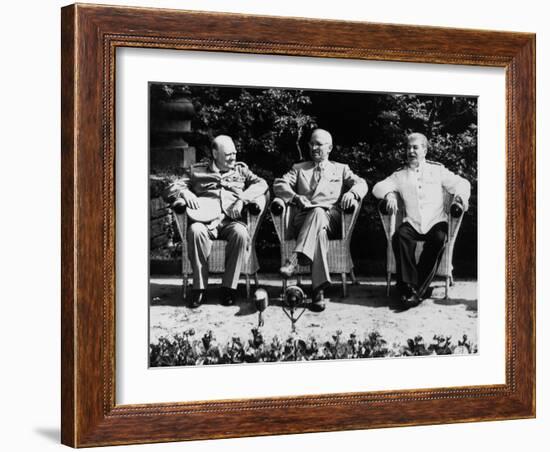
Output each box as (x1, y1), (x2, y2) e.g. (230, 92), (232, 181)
(148, 82), (478, 367)
(4, 0), (545, 450)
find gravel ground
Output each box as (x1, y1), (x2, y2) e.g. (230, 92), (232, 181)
(150, 275), (478, 351)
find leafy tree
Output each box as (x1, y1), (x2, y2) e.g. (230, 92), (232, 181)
(150, 84), (478, 276)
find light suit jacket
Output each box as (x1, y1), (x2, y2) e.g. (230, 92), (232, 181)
(273, 160), (368, 208)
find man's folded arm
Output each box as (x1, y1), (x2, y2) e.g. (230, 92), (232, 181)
(273, 166), (299, 204)
(441, 167), (471, 210)
(239, 167), (269, 203)
(343, 164), (368, 200)
(372, 173), (398, 200)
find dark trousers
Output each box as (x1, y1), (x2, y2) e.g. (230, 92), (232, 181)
(392, 221), (448, 296)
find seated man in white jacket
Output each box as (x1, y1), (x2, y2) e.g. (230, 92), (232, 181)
(372, 133), (471, 308)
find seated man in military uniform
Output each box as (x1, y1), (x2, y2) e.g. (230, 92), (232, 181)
(273, 128), (368, 312)
(166, 135), (268, 308)
(372, 132), (471, 308)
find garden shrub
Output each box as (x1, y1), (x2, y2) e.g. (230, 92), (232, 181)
(149, 328), (478, 367)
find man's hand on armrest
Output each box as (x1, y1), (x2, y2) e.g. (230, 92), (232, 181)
(453, 195), (468, 212)
(340, 192), (357, 211)
(180, 190), (199, 210)
(384, 192), (398, 215)
(227, 199), (244, 219)
(451, 195), (467, 218)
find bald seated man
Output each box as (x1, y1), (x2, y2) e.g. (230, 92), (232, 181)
(166, 135), (268, 308)
(372, 132), (471, 308)
(273, 129), (368, 312)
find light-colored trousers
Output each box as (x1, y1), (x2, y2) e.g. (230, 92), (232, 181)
(292, 206), (341, 290)
(187, 220), (250, 290)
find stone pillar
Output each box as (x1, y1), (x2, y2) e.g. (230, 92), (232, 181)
(150, 85), (197, 270)
(150, 85), (196, 170)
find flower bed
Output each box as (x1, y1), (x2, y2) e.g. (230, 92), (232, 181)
(149, 328), (477, 366)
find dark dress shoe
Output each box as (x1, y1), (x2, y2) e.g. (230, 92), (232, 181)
(420, 286), (434, 300)
(310, 289), (326, 312)
(398, 283), (414, 304)
(280, 259), (297, 278)
(220, 287), (237, 306)
(189, 290), (206, 309)
(398, 282), (416, 297)
(403, 292), (421, 309)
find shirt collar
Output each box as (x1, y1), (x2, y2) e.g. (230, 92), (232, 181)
(209, 160), (231, 174)
(408, 160), (426, 172)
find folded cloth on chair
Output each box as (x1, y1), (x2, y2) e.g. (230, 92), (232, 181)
(185, 197), (223, 223)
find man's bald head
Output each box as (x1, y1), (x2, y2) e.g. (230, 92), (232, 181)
(309, 128), (333, 163)
(212, 135), (237, 171)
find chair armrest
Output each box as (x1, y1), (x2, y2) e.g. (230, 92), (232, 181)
(343, 198), (359, 215)
(450, 201), (464, 219)
(269, 197), (290, 243)
(246, 191), (270, 240)
(170, 203), (188, 243)
(342, 198), (362, 240)
(378, 199), (392, 217)
(377, 199), (399, 241)
(171, 198), (187, 214)
(246, 192), (268, 216)
(270, 197), (287, 216)
(447, 201), (465, 245)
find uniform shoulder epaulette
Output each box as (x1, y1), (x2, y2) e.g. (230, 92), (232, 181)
(331, 161), (346, 169)
(191, 161), (209, 168)
(426, 160), (443, 166)
(395, 165), (407, 172)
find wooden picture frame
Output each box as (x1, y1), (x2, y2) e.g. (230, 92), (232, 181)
(61, 3), (535, 447)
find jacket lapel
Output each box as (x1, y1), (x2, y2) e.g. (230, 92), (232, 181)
(311, 161), (334, 199)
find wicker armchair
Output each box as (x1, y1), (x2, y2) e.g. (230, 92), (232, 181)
(172, 192), (270, 300)
(270, 198), (363, 297)
(378, 191), (465, 299)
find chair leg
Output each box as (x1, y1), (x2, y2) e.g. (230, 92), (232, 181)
(281, 278), (288, 300)
(182, 273), (188, 301)
(342, 273), (348, 298)
(350, 268), (358, 285)
(386, 271), (391, 297)
(297, 275), (303, 287)
(254, 272), (259, 289)
(445, 276), (450, 299)
(450, 274), (455, 286)
(246, 275), (251, 300)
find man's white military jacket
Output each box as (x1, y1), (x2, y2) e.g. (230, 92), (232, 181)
(372, 160), (471, 234)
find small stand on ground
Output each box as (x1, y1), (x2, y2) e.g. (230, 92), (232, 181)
(282, 285), (307, 333)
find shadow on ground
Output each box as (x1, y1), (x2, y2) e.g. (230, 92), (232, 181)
(149, 276), (479, 351)
(433, 297), (478, 312)
(149, 278), (467, 314)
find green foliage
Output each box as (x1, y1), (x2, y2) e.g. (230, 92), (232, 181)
(149, 328), (477, 366)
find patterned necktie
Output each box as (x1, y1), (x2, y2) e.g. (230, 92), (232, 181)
(311, 163), (323, 191)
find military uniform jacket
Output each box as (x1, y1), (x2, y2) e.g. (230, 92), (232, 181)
(372, 160), (471, 234)
(273, 160), (368, 208)
(167, 161), (268, 217)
